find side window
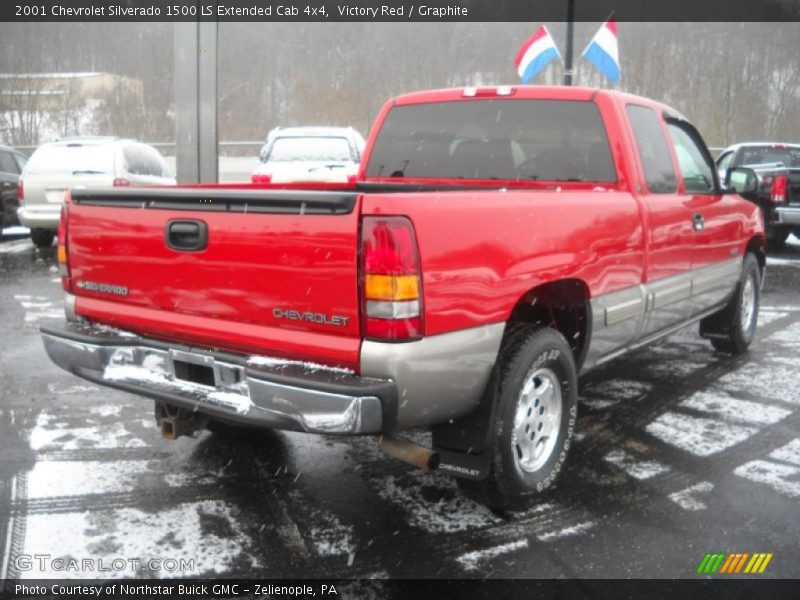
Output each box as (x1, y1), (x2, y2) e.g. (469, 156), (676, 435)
(123, 145), (144, 175)
(667, 123), (715, 194)
(716, 151), (733, 181)
(14, 154), (27, 173)
(141, 145), (167, 177)
(625, 105), (677, 194)
(0, 151), (18, 174)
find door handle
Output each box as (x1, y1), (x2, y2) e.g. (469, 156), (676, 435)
(166, 220), (208, 251)
(693, 213), (705, 232)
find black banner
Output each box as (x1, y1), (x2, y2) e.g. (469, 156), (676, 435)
(3, 0), (800, 22)
(3, 579), (800, 600)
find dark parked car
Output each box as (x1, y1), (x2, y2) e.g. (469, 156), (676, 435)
(0, 144), (28, 237)
(716, 143), (800, 247)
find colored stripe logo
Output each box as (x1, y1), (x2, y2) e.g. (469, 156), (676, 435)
(697, 552), (773, 574)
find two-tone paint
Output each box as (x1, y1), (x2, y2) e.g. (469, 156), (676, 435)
(48, 86), (763, 432)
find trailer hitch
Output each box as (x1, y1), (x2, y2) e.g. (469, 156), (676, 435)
(154, 402), (209, 440)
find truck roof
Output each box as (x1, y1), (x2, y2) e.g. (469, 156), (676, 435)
(389, 85), (681, 117)
(388, 85), (689, 127)
(720, 142), (800, 153)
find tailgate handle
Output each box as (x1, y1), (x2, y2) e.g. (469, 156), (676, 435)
(166, 220), (208, 251)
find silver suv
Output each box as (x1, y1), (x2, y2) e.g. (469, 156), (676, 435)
(18, 137), (176, 247)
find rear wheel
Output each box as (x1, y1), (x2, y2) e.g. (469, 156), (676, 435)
(700, 253), (761, 355)
(458, 326), (578, 509)
(31, 229), (55, 248)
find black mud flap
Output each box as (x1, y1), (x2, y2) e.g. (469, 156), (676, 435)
(435, 449), (492, 481)
(431, 383), (498, 482)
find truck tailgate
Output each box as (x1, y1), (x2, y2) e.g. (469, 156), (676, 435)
(66, 188), (362, 368)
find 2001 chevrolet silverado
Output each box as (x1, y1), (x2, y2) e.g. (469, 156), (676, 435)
(42, 86), (765, 508)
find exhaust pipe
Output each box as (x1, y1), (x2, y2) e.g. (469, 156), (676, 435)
(379, 435), (440, 471)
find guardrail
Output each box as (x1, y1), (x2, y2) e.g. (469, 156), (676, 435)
(13, 141), (726, 155)
(12, 141), (265, 155)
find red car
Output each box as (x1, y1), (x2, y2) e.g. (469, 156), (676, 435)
(42, 86), (764, 508)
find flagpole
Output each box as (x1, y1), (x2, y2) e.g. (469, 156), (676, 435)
(563, 0), (575, 85)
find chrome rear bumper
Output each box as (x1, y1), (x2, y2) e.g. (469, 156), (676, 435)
(41, 322), (392, 435)
(776, 206), (800, 226)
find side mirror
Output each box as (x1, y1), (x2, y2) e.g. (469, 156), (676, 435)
(725, 167), (758, 195)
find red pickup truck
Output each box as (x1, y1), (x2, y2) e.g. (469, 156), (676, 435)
(42, 86), (765, 508)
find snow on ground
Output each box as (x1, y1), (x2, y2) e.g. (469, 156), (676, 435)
(767, 321), (800, 351)
(13, 294), (63, 322)
(0, 238), (32, 254)
(306, 510), (356, 558)
(29, 410), (147, 451)
(717, 363), (800, 405)
(581, 378), (652, 409)
(1, 225), (30, 236)
(536, 521), (595, 541)
(369, 470), (501, 534)
(669, 482), (714, 511)
(46, 383), (101, 396)
(758, 310), (789, 325)
(20, 501), (254, 578)
(734, 460), (800, 499)
(646, 412), (759, 457)
(767, 257), (800, 268)
(734, 438), (800, 499)
(26, 460), (151, 499)
(603, 449), (670, 480)
(769, 438), (800, 465)
(680, 392), (791, 426)
(456, 539), (529, 572)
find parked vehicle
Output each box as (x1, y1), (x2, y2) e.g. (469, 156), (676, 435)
(42, 86), (764, 509)
(18, 137), (176, 248)
(715, 142), (800, 247)
(251, 126), (365, 184)
(0, 144), (28, 237)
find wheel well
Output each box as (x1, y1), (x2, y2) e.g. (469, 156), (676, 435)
(746, 235), (766, 277)
(506, 279), (590, 370)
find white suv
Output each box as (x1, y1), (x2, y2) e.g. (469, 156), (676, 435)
(251, 127), (366, 184)
(18, 137), (176, 247)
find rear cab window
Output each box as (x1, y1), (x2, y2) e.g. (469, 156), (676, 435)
(365, 99), (617, 183)
(625, 104), (677, 194)
(735, 146), (800, 169)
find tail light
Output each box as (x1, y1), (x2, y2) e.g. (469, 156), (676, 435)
(16, 179), (24, 204)
(113, 177), (131, 187)
(252, 173), (272, 184)
(771, 175), (788, 204)
(57, 196), (71, 292)
(360, 216), (423, 341)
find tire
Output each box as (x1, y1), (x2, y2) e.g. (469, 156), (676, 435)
(458, 326), (578, 510)
(700, 253), (761, 355)
(31, 229), (55, 248)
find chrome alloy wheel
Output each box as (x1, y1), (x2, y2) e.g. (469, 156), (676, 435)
(512, 367), (562, 473)
(740, 274), (756, 333)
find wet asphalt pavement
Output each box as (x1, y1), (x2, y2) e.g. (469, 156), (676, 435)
(1, 230), (800, 582)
